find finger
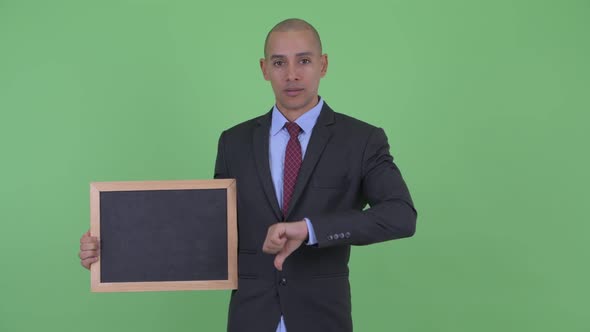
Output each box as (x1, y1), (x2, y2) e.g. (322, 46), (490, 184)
(274, 253), (286, 271)
(81, 257), (98, 270)
(265, 223), (286, 241)
(80, 235), (98, 244)
(263, 235), (286, 254)
(263, 242), (281, 254)
(263, 226), (285, 253)
(270, 235), (286, 247)
(81, 257), (98, 269)
(274, 239), (302, 271)
(264, 244), (283, 254)
(80, 242), (99, 251)
(274, 255), (282, 271)
(80, 230), (90, 242)
(79, 250), (98, 260)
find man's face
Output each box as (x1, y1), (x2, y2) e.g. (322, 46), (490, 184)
(260, 30), (328, 114)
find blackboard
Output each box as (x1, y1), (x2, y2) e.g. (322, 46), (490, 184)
(89, 179), (237, 292)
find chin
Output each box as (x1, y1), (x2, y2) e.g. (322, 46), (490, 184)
(280, 97), (314, 112)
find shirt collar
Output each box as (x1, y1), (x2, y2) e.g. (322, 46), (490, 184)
(270, 97), (324, 136)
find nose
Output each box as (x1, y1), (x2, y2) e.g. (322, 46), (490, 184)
(286, 63), (299, 81)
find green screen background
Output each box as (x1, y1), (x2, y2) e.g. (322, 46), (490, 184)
(1, 0), (588, 331)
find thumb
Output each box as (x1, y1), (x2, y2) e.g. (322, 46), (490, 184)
(274, 239), (301, 271)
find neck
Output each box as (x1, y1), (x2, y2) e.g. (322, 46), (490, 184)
(281, 110), (306, 122)
(276, 96), (320, 122)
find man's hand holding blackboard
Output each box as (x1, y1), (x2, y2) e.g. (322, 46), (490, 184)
(79, 230), (99, 269)
(262, 220), (309, 272)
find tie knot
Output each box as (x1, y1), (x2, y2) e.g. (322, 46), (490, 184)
(285, 122), (301, 138)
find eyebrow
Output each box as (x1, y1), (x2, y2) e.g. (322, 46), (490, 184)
(270, 52), (314, 59)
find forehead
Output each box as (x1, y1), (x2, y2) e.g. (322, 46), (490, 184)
(266, 30), (320, 56)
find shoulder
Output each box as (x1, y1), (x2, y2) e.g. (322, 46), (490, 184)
(325, 104), (384, 139)
(333, 111), (378, 131)
(219, 111), (270, 141)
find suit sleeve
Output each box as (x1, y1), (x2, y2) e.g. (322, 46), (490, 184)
(214, 131), (231, 179)
(308, 127), (417, 248)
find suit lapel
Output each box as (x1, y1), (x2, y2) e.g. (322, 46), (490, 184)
(285, 103), (335, 219)
(253, 110), (283, 221)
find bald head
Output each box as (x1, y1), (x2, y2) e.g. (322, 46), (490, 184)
(264, 18), (322, 58)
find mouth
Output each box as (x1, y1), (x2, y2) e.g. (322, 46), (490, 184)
(284, 88), (304, 97)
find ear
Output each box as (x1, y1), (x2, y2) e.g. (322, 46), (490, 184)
(320, 53), (328, 78)
(260, 58), (270, 81)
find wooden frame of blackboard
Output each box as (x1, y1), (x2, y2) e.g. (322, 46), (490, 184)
(89, 179), (237, 292)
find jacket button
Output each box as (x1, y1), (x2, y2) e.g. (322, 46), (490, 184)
(333, 233), (340, 240)
(339, 233), (345, 239)
(327, 235), (333, 240)
(279, 278), (287, 286)
(345, 232), (351, 238)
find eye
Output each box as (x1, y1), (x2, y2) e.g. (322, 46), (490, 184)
(273, 60), (284, 67)
(300, 58), (311, 64)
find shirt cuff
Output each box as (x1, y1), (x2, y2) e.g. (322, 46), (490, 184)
(304, 218), (318, 245)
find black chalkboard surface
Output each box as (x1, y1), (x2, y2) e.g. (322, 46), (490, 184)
(90, 180), (237, 292)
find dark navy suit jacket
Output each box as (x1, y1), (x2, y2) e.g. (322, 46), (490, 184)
(214, 102), (417, 332)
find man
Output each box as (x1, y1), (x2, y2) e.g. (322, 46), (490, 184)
(79, 18), (417, 332)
